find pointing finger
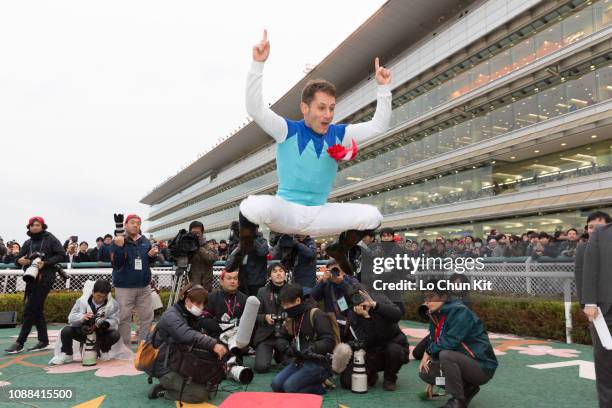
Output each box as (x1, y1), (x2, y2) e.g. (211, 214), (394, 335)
(263, 29), (267, 42)
(374, 57), (380, 71)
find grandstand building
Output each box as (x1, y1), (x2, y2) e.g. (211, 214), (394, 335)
(141, 0), (612, 243)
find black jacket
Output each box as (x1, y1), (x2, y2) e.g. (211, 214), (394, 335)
(98, 244), (112, 262)
(244, 235), (269, 287)
(152, 302), (218, 377)
(203, 289), (248, 323)
(15, 230), (65, 286)
(286, 237), (318, 288)
(253, 282), (285, 345)
(73, 251), (91, 263)
(346, 293), (407, 352)
(277, 304), (335, 362)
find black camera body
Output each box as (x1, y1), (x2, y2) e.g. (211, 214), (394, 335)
(168, 229), (200, 259)
(348, 339), (367, 351)
(82, 309), (109, 333)
(27, 251), (46, 262)
(270, 312), (287, 338)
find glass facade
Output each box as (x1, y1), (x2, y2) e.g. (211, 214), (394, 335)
(387, 0), (610, 128)
(351, 139), (612, 216)
(336, 65), (612, 188)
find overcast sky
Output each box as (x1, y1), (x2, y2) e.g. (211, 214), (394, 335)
(0, 0), (385, 245)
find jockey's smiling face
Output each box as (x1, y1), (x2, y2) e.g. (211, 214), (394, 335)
(301, 91), (336, 135)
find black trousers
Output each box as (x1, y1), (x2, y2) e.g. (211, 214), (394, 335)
(419, 350), (492, 400)
(340, 342), (409, 389)
(60, 325), (120, 355)
(16, 282), (52, 345)
(254, 337), (285, 373)
(591, 324), (612, 407)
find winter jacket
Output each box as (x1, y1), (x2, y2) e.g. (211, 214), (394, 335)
(188, 245), (218, 291)
(243, 235), (269, 287)
(110, 235), (155, 288)
(272, 237), (317, 288)
(346, 292), (407, 352)
(426, 300), (498, 376)
(277, 304), (335, 362)
(203, 289), (248, 323)
(152, 302), (219, 377)
(253, 282), (285, 345)
(67, 294), (120, 331)
(310, 275), (361, 321)
(15, 230), (65, 286)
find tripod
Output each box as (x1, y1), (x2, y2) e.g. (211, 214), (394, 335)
(167, 256), (192, 308)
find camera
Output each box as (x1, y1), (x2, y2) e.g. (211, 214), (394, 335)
(81, 308), (108, 366)
(330, 267), (341, 277)
(23, 252), (46, 283)
(270, 312), (287, 338)
(82, 309), (110, 332)
(168, 229), (199, 259)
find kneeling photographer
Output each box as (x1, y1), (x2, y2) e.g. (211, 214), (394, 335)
(271, 283), (335, 395)
(49, 280), (120, 365)
(5, 216), (66, 354)
(418, 281), (497, 408)
(340, 289), (409, 392)
(148, 283), (227, 403)
(252, 262), (288, 373)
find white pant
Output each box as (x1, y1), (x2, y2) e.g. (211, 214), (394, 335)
(239, 195), (382, 237)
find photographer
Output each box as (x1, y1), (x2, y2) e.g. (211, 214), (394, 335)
(148, 283), (227, 402)
(5, 217), (65, 354)
(110, 214), (158, 347)
(272, 234), (317, 288)
(419, 282), (497, 408)
(226, 229), (269, 296)
(340, 290), (409, 391)
(187, 221), (218, 291)
(310, 259), (360, 340)
(271, 283), (335, 395)
(252, 263), (288, 373)
(49, 280), (120, 364)
(202, 270), (248, 334)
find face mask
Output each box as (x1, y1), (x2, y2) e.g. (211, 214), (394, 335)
(284, 303), (305, 319)
(475, 242), (482, 248)
(188, 304), (202, 317)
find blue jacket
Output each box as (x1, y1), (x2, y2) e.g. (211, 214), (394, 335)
(110, 236), (154, 288)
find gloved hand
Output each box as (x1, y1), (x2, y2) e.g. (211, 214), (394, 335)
(113, 213), (125, 236)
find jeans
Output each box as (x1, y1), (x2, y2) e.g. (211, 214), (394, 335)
(271, 360), (330, 395)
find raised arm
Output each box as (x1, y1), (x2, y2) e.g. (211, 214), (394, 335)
(246, 29), (288, 143)
(343, 57), (392, 146)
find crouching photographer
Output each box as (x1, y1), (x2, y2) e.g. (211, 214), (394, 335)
(5, 216), (66, 354)
(252, 263), (288, 373)
(147, 283), (227, 403)
(340, 290), (409, 392)
(49, 280), (120, 365)
(418, 281), (498, 408)
(271, 283), (335, 395)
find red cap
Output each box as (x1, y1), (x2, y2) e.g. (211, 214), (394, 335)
(393, 235), (401, 242)
(28, 216), (45, 226)
(124, 214), (142, 225)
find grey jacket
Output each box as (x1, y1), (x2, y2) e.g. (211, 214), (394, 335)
(152, 303), (218, 377)
(67, 295), (120, 331)
(582, 224), (612, 321)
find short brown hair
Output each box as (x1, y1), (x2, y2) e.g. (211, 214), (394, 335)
(301, 79), (336, 105)
(180, 283), (208, 305)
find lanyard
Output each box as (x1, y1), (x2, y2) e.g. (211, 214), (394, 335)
(434, 315), (446, 343)
(224, 295), (236, 318)
(293, 313), (305, 341)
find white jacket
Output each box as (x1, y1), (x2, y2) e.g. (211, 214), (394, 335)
(67, 294), (120, 331)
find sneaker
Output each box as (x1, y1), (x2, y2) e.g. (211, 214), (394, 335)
(383, 379), (397, 391)
(323, 378), (336, 390)
(147, 384), (166, 400)
(4, 342), (23, 354)
(27, 341), (49, 352)
(49, 353), (73, 365)
(100, 352), (111, 361)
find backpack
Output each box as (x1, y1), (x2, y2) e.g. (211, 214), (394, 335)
(286, 308), (341, 346)
(134, 324), (160, 375)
